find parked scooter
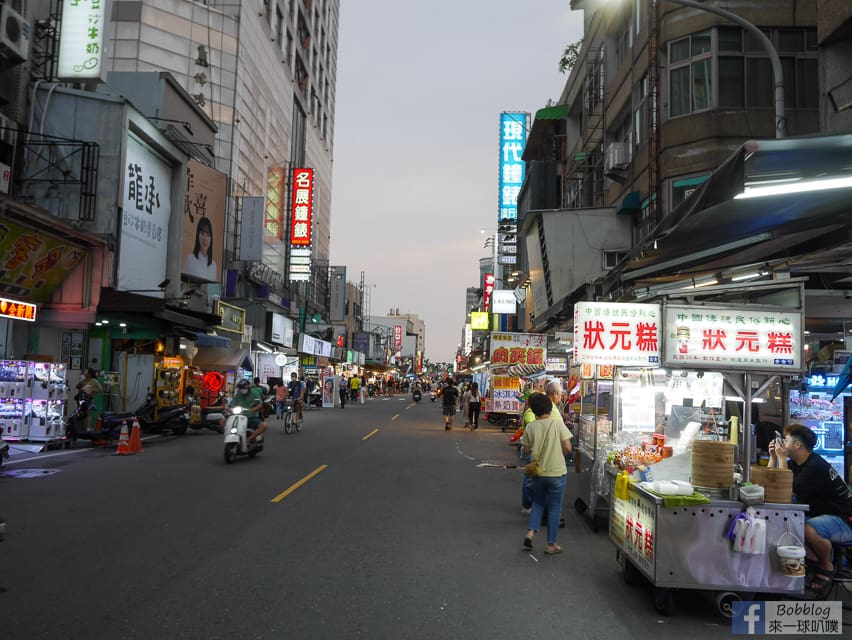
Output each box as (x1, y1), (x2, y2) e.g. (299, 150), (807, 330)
(130, 393), (189, 436)
(223, 406), (264, 463)
(65, 397), (130, 447)
(185, 389), (226, 434)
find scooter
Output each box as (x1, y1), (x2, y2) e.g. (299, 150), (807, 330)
(429, 389), (437, 402)
(131, 393), (189, 436)
(223, 406), (263, 464)
(65, 397), (130, 447)
(412, 387), (422, 402)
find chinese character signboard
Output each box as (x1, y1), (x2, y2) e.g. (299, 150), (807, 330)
(489, 333), (546, 377)
(265, 166), (285, 239)
(393, 325), (403, 352)
(240, 197), (264, 261)
(487, 375), (521, 413)
(118, 134), (172, 295)
(610, 486), (656, 576)
(214, 300), (245, 335)
(290, 168), (313, 247)
(58, 0), (107, 81)
(0, 297), (36, 322)
(0, 218), (86, 302)
(483, 273), (495, 312)
(663, 304), (802, 372)
(498, 112), (528, 222)
(470, 312), (489, 331)
(574, 302), (661, 366)
(181, 160), (226, 283)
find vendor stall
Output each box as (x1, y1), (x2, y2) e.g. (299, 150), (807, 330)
(573, 300), (809, 617)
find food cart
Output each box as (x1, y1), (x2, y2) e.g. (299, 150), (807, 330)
(573, 300), (808, 617)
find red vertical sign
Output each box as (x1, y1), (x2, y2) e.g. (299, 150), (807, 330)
(483, 273), (495, 312)
(393, 325), (402, 352)
(290, 168), (313, 246)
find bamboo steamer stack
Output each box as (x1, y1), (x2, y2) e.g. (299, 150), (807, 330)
(691, 440), (735, 488)
(750, 465), (793, 503)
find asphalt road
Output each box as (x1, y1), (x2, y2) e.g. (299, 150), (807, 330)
(0, 396), (788, 639)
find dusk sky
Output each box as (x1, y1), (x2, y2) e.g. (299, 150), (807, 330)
(330, 2), (585, 363)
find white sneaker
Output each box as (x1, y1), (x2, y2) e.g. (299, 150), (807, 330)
(521, 508), (531, 516)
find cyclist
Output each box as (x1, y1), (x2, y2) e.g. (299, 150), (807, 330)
(287, 372), (305, 421)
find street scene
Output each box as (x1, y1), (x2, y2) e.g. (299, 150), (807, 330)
(2, 1), (852, 637)
(3, 396), (753, 640)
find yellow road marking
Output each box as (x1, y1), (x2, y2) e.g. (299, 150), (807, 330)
(391, 414), (399, 421)
(270, 465), (328, 503)
(362, 428), (379, 441)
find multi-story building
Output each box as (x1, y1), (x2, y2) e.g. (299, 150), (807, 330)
(0, 0), (340, 397)
(514, 0), (852, 343)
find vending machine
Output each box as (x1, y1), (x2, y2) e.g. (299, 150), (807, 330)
(790, 373), (849, 481)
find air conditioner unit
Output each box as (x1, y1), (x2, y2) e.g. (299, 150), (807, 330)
(604, 142), (629, 173)
(0, 4), (31, 65)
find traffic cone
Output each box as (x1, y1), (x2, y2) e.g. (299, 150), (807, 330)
(114, 420), (132, 455)
(129, 417), (143, 453)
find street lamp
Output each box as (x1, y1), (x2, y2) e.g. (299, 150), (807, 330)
(663, 0), (785, 138)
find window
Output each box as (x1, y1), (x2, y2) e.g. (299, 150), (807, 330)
(603, 251), (628, 270)
(671, 174), (708, 209)
(668, 32), (712, 117)
(634, 74), (648, 149)
(669, 27), (818, 116)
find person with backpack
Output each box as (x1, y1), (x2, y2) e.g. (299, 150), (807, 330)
(440, 378), (460, 430)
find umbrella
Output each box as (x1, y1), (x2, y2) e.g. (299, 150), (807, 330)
(830, 356), (852, 401)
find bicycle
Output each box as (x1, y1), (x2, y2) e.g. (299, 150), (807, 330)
(283, 399), (303, 434)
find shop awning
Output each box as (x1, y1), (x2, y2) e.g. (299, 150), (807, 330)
(195, 332), (231, 348)
(98, 288), (223, 331)
(523, 104), (569, 162)
(620, 133), (852, 285)
(191, 347), (253, 372)
(364, 358), (389, 371)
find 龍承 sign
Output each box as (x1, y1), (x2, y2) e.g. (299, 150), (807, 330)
(573, 302), (661, 366)
(662, 304), (802, 372)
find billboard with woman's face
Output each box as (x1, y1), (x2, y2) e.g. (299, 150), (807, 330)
(182, 160), (227, 283)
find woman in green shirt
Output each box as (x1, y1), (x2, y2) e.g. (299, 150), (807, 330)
(521, 392), (573, 555)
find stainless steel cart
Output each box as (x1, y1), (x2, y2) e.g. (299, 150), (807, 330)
(610, 481), (807, 617)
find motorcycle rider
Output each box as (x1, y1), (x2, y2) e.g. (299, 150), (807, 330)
(226, 379), (268, 444)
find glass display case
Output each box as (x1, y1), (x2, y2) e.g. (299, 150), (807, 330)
(0, 361), (69, 444)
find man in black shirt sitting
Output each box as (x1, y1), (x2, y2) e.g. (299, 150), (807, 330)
(769, 423), (852, 596)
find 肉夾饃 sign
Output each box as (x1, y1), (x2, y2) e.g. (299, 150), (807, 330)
(214, 300), (245, 335)
(573, 302), (661, 366)
(489, 333), (546, 371)
(663, 304), (802, 372)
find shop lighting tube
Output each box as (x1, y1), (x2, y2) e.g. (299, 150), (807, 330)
(735, 175), (852, 199)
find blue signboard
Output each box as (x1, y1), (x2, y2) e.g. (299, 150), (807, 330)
(498, 112), (529, 222)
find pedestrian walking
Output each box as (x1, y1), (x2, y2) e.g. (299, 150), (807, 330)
(338, 374), (348, 408)
(521, 392), (573, 555)
(440, 378), (460, 431)
(465, 382), (482, 431)
(275, 381), (288, 419)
